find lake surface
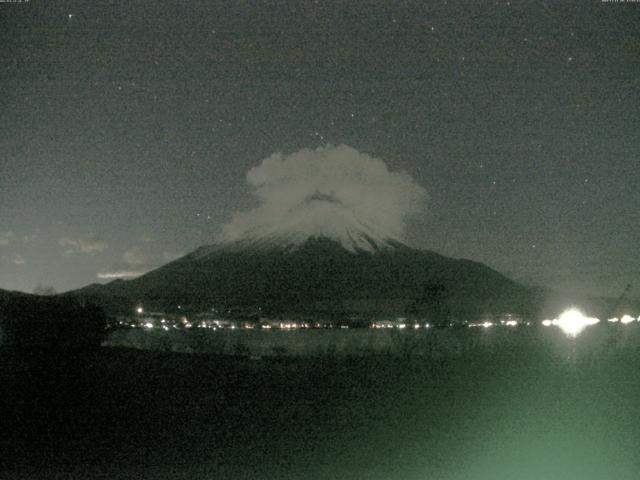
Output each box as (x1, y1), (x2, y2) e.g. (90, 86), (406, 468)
(2, 324), (640, 479)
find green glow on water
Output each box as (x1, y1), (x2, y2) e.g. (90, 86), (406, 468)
(3, 324), (640, 479)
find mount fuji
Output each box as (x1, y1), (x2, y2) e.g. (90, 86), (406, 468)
(68, 227), (541, 322)
(66, 176), (618, 321)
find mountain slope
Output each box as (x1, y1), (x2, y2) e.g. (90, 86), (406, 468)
(0, 289), (30, 310)
(70, 236), (539, 320)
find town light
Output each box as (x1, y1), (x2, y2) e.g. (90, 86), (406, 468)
(620, 315), (635, 325)
(552, 308), (599, 337)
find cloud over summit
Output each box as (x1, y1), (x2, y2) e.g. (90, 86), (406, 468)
(222, 145), (427, 248)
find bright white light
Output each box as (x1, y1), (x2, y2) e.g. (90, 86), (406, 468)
(144, 322), (153, 329)
(505, 320), (517, 327)
(608, 317), (619, 323)
(482, 321), (493, 328)
(542, 319), (552, 327)
(552, 308), (599, 337)
(620, 315), (635, 324)
(136, 306), (144, 314)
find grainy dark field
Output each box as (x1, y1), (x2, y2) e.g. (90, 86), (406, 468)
(2, 326), (640, 480)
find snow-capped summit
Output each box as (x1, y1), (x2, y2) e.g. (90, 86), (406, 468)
(220, 190), (404, 253)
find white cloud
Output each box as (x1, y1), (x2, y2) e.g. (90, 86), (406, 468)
(59, 235), (108, 254)
(96, 270), (144, 279)
(0, 231), (14, 246)
(222, 145), (427, 247)
(123, 246), (149, 266)
(97, 243), (184, 283)
(98, 244), (176, 281)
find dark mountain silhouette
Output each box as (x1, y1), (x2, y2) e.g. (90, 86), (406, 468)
(66, 236), (545, 321)
(0, 289), (28, 309)
(0, 290), (106, 350)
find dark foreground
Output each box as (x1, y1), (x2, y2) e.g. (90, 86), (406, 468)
(2, 327), (640, 479)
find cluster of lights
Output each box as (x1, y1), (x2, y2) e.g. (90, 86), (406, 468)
(370, 322), (431, 329)
(541, 308), (600, 337)
(143, 319), (187, 331)
(468, 320), (522, 328)
(128, 306), (195, 330)
(195, 320), (316, 330)
(541, 309), (640, 337)
(278, 322), (309, 329)
(467, 321), (495, 329)
(126, 306), (639, 337)
(608, 315), (638, 325)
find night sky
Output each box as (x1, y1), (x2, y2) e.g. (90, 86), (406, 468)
(1, 1), (639, 297)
